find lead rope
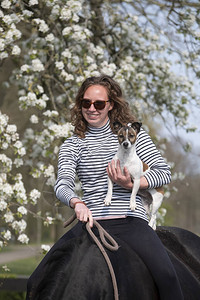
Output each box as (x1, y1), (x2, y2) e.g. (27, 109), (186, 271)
(63, 213), (119, 300)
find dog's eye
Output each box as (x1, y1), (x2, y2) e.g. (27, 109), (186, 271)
(119, 134), (124, 139)
(129, 134), (135, 138)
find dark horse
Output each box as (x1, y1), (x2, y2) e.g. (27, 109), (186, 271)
(27, 225), (200, 300)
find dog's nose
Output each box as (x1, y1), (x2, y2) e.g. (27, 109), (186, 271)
(123, 142), (129, 149)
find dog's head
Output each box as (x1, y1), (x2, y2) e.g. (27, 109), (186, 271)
(113, 121), (142, 149)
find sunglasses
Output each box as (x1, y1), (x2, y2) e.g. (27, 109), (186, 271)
(81, 99), (110, 110)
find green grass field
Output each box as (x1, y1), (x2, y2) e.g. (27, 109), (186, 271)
(0, 255), (43, 300)
(0, 255), (43, 277)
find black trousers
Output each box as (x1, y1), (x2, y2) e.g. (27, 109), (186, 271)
(97, 217), (183, 300)
(27, 217), (183, 300)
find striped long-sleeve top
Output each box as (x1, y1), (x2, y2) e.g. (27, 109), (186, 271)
(54, 120), (171, 222)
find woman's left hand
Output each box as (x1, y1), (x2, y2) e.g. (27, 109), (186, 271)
(106, 159), (133, 190)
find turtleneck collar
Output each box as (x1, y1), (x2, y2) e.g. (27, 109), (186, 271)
(87, 119), (111, 134)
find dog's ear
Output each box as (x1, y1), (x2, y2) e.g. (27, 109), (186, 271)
(131, 122), (142, 133)
(113, 121), (123, 133)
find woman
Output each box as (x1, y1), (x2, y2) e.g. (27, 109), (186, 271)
(27, 75), (183, 299)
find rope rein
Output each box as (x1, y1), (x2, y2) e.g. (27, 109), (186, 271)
(63, 213), (119, 300)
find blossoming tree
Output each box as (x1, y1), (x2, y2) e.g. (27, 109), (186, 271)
(0, 0), (200, 252)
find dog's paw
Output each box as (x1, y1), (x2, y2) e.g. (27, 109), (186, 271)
(104, 197), (111, 206)
(148, 218), (156, 230)
(130, 197), (137, 211)
(130, 202), (137, 211)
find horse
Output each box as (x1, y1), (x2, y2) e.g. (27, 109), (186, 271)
(26, 225), (200, 300)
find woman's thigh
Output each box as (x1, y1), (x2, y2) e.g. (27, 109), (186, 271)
(99, 217), (177, 283)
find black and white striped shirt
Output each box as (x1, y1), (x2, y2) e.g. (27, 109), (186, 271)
(54, 120), (171, 222)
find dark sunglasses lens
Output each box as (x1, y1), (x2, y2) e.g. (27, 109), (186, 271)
(82, 100), (107, 110)
(82, 100), (91, 109)
(94, 101), (106, 110)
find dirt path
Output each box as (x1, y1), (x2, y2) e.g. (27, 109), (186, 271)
(0, 245), (41, 264)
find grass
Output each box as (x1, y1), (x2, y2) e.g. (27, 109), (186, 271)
(0, 256), (42, 300)
(0, 250), (44, 299)
(0, 291), (26, 300)
(0, 255), (43, 277)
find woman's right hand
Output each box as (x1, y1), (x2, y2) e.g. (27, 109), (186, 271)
(70, 198), (93, 228)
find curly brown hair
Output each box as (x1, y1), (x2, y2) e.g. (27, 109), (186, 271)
(71, 74), (137, 138)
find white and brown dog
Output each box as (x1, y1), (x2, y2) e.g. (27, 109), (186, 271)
(104, 122), (164, 229)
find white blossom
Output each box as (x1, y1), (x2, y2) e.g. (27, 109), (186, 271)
(13, 180), (27, 203)
(13, 140), (23, 149)
(45, 33), (54, 42)
(30, 115), (39, 124)
(6, 124), (17, 134)
(67, 0), (82, 13)
(29, 0), (38, 6)
(62, 27), (72, 36)
(45, 216), (53, 225)
(27, 92), (37, 104)
(2, 183), (13, 196)
(37, 85), (44, 94)
(61, 49), (72, 58)
(44, 164), (54, 177)
(0, 52), (8, 60)
(18, 146), (26, 156)
(1, 142), (8, 149)
(1, 0), (11, 9)
(90, 44), (104, 57)
(36, 98), (47, 109)
(72, 14), (79, 23)
(0, 111), (9, 129)
(17, 206), (27, 215)
(18, 233), (29, 244)
(14, 158), (24, 168)
(30, 188), (41, 204)
(60, 7), (72, 21)
(0, 154), (12, 171)
(32, 58), (45, 72)
(0, 39), (5, 51)
(51, 4), (60, 17)
(2, 265), (10, 272)
(12, 45), (21, 56)
(24, 128), (35, 140)
(23, 10), (34, 17)
(55, 61), (64, 70)
(2, 15), (12, 25)
(46, 175), (55, 186)
(33, 19), (49, 33)
(39, 21), (49, 33)
(4, 211), (14, 223)
(76, 75), (84, 83)
(12, 219), (27, 233)
(49, 123), (73, 138)
(61, 70), (74, 81)
(0, 200), (7, 211)
(3, 230), (11, 241)
(43, 110), (59, 117)
(41, 244), (51, 253)
(100, 61), (117, 76)
(21, 64), (30, 72)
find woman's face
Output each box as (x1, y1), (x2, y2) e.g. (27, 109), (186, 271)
(82, 85), (113, 128)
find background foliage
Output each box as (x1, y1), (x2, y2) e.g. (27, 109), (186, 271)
(0, 0), (200, 259)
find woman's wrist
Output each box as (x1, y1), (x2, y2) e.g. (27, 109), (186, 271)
(126, 176), (148, 190)
(70, 198), (82, 209)
(140, 176), (149, 189)
(74, 201), (86, 208)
